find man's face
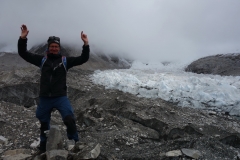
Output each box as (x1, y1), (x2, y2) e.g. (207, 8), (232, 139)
(49, 43), (60, 54)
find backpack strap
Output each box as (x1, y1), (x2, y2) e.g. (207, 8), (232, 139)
(40, 56), (47, 71)
(62, 56), (67, 72)
(40, 56), (67, 72)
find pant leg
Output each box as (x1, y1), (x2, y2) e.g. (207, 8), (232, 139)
(36, 97), (53, 151)
(53, 96), (79, 142)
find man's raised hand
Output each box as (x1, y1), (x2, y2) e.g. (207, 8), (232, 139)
(81, 31), (89, 46)
(21, 24), (29, 39)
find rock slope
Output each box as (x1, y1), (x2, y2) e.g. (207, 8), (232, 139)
(185, 53), (240, 76)
(0, 68), (240, 159)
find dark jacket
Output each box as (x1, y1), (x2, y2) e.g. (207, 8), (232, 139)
(18, 37), (89, 97)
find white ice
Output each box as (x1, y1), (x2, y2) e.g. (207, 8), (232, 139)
(91, 60), (240, 116)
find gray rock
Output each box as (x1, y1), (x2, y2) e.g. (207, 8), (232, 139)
(46, 125), (63, 151)
(66, 139), (75, 151)
(32, 153), (46, 160)
(73, 143), (101, 160)
(237, 153), (240, 160)
(3, 153), (31, 160)
(181, 148), (201, 159)
(30, 138), (40, 148)
(0, 136), (8, 145)
(46, 150), (68, 160)
(165, 150), (182, 157)
(208, 111), (217, 115)
(3, 149), (31, 156)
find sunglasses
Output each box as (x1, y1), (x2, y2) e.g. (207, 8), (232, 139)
(48, 36), (60, 43)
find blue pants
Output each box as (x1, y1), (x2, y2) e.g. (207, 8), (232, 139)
(36, 96), (79, 151)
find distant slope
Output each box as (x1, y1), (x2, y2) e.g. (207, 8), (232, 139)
(0, 44), (132, 71)
(185, 53), (240, 76)
(30, 43), (132, 70)
(0, 52), (32, 71)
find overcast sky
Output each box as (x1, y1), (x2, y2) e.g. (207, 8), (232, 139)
(0, 0), (240, 62)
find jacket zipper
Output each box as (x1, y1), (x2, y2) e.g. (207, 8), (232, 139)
(49, 62), (53, 97)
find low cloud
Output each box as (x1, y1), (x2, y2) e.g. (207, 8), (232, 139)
(1, 0), (240, 62)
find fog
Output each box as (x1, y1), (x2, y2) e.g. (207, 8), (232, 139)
(1, 0), (240, 62)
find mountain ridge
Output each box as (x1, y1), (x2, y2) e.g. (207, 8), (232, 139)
(185, 53), (240, 76)
(0, 43), (132, 71)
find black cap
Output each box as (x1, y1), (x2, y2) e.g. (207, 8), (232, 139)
(47, 36), (60, 48)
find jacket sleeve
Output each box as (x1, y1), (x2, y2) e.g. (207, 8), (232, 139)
(18, 37), (43, 67)
(66, 45), (90, 70)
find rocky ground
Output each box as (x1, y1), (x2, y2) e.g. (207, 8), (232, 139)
(0, 66), (240, 159)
